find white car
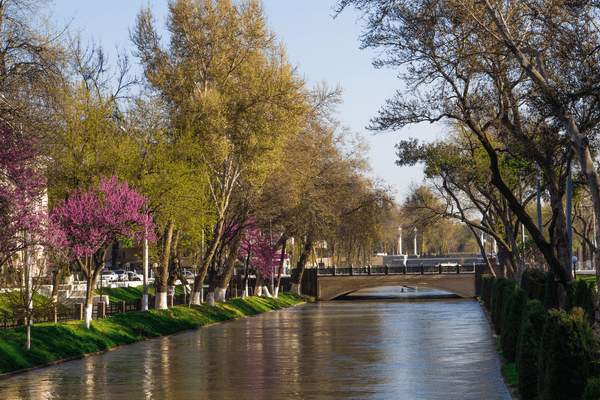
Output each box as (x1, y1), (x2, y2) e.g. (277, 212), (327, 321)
(183, 271), (195, 279)
(100, 270), (117, 282)
(125, 271), (143, 281)
(114, 270), (126, 281)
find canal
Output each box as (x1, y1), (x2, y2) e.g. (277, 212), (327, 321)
(0, 288), (511, 399)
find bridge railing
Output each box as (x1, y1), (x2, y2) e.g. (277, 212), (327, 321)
(317, 264), (476, 276)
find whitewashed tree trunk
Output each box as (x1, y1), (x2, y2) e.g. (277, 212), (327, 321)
(261, 286), (272, 298)
(155, 291), (168, 309)
(214, 287), (227, 302)
(290, 283), (301, 295)
(191, 290), (202, 305)
(84, 303), (93, 329)
(274, 287), (279, 298)
(256, 286), (263, 297)
(206, 292), (215, 307)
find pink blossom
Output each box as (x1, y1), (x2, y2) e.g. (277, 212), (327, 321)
(52, 175), (156, 260)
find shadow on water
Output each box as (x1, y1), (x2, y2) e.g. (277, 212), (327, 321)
(334, 286), (460, 301)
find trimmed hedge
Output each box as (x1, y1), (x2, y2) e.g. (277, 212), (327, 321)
(483, 272), (600, 400)
(543, 269), (559, 311)
(516, 299), (547, 400)
(537, 308), (600, 400)
(500, 288), (527, 363)
(491, 278), (515, 334)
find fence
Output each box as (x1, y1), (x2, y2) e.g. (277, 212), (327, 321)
(317, 264), (476, 276)
(0, 305), (81, 330)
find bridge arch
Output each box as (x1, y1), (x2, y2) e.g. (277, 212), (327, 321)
(317, 274), (477, 300)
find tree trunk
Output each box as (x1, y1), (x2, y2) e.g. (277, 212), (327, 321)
(155, 220), (174, 310)
(84, 273), (95, 329)
(290, 238), (312, 295)
(191, 219), (225, 304)
(213, 226), (245, 302)
(274, 236), (287, 298)
(206, 291), (215, 307)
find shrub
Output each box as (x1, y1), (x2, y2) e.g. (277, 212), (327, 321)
(516, 299), (547, 400)
(492, 279), (516, 334)
(575, 279), (595, 326)
(543, 270), (559, 311)
(500, 288), (528, 364)
(583, 377), (600, 400)
(522, 269), (546, 301)
(537, 308), (600, 400)
(500, 284), (517, 335)
(564, 280), (576, 312)
(481, 275), (493, 311)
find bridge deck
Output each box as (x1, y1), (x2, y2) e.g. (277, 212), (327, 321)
(315, 264), (483, 300)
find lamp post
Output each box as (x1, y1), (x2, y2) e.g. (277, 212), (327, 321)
(142, 237), (148, 311)
(398, 227), (402, 255)
(414, 227), (418, 256)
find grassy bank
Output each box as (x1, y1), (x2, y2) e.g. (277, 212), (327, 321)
(0, 293), (308, 376)
(94, 285), (185, 303)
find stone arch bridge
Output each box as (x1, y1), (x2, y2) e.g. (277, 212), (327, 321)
(298, 262), (487, 300)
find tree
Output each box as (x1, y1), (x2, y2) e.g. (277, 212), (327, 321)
(0, 124), (60, 349)
(0, 125), (55, 270)
(470, 0), (600, 330)
(0, 0), (67, 139)
(334, 0), (575, 293)
(51, 175), (156, 328)
(131, 0), (306, 305)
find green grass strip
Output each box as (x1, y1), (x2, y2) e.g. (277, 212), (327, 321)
(94, 285), (185, 303)
(0, 293), (309, 375)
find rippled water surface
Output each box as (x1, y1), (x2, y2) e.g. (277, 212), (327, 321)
(0, 288), (510, 399)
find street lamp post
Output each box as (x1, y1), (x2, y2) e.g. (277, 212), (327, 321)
(143, 237), (148, 311)
(398, 227), (402, 255)
(414, 227), (418, 256)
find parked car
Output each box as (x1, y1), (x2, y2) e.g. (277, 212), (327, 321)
(100, 270), (117, 282)
(183, 271), (195, 279)
(114, 270), (126, 281)
(125, 271), (143, 281)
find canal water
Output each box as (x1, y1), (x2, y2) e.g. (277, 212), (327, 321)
(0, 287), (511, 399)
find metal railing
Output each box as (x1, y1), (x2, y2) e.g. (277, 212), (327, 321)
(317, 264), (476, 276)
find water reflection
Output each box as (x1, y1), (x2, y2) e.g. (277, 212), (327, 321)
(0, 289), (510, 399)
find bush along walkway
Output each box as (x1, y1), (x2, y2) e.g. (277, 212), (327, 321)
(480, 272), (600, 400)
(0, 293), (309, 377)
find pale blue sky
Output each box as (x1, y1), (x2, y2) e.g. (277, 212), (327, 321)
(52, 0), (443, 203)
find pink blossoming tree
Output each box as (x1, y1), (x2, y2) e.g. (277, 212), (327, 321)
(0, 125), (54, 269)
(240, 220), (280, 297)
(0, 125), (61, 349)
(52, 175), (156, 328)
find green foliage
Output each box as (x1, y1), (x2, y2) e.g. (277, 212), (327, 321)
(481, 274), (493, 311)
(491, 278), (515, 334)
(500, 284), (516, 334)
(583, 377), (600, 400)
(565, 278), (596, 326)
(543, 269), (559, 310)
(537, 308), (600, 400)
(500, 288), (528, 363)
(516, 299), (547, 400)
(501, 363), (519, 390)
(521, 269), (546, 301)
(575, 279), (596, 326)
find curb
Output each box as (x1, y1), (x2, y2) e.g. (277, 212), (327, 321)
(477, 297), (519, 400)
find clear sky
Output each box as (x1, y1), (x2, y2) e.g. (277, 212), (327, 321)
(52, 0), (444, 203)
